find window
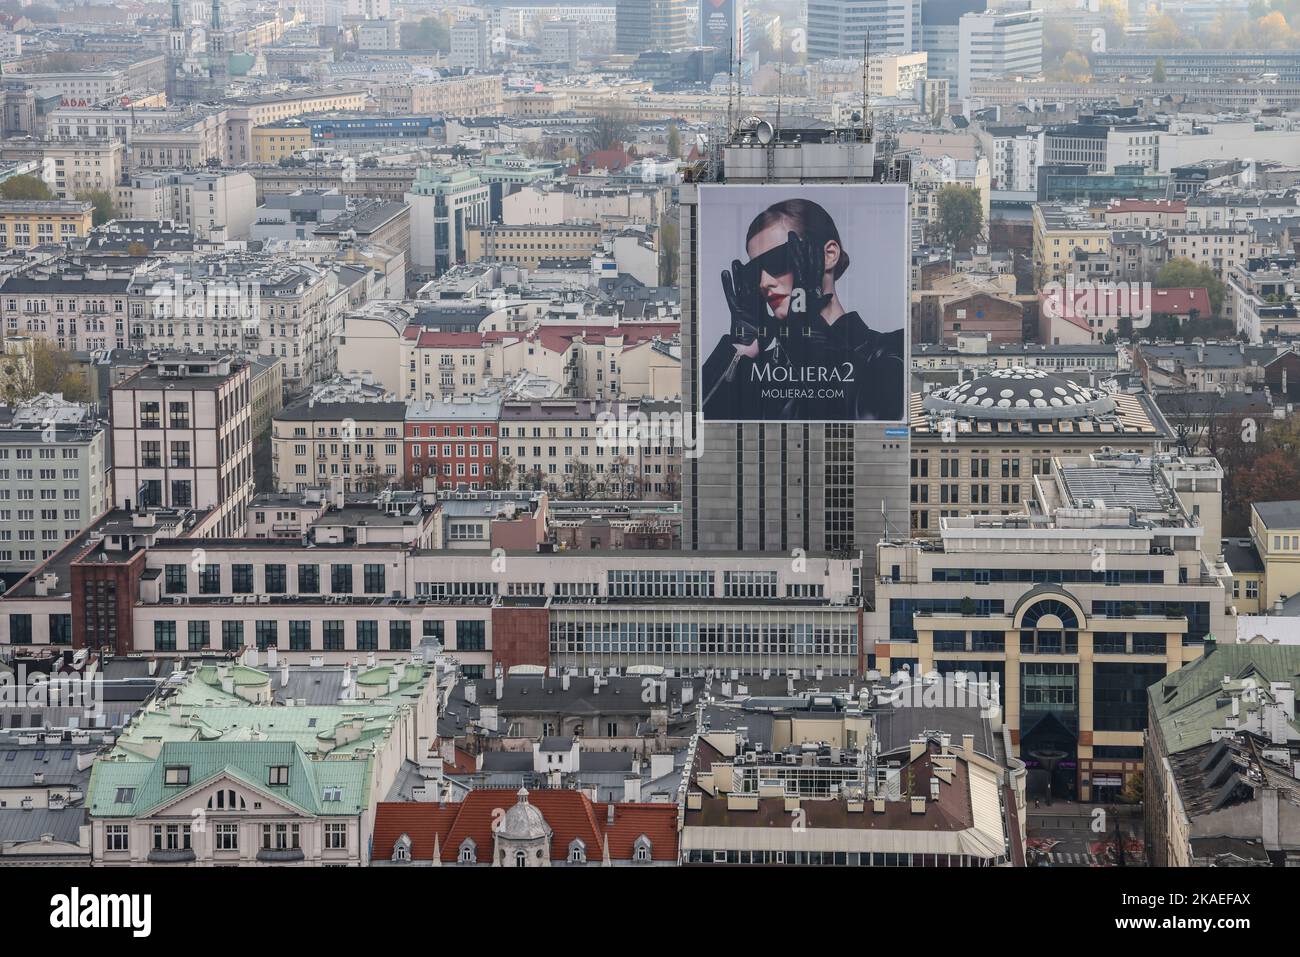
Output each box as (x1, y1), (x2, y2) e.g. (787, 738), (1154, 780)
(298, 563), (319, 594)
(356, 620), (378, 651)
(106, 824), (129, 851)
(199, 564), (221, 594)
(221, 620), (243, 651)
(232, 564), (254, 593)
(323, 620), (344, 651)
(255, 620), (278, 650)
(568, 839), (586, 864)
(261, 822), (300, 850)
(154, 620), (176, 651)
(363, 564), (385, 594)
(152, 824), (191, 851)
(265, 564), (286, 593)
(188, 620), (210, 650)
(268, 766), (290, 786)
(9, 614), (31, 643)
(458, 838), (476, 864)
(389, 620), (411, 650)
(325, 823), (347, 850)
(289, 620), (311, 651)
(216, 823), (239, 851)
(331, 564), (352, 594)
(455, 620), (486, 652)
(633, 835), (652, 863)
(164, 766), (190, 786)
(165, 564), (187, 594)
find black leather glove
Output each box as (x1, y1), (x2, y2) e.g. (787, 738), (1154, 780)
(784, 230), (834, 367)
(721, 258), (767, 345)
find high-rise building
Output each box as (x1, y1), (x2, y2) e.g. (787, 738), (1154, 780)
(699, 0), (745, 58)
(450, 18), (491, 70)
(956, 4), (1043, 100)
(679, 126), (910, 578)
(616, 0), (692, 56)
(919, 0), (985, 86)
(806, 0), (921, 62)
(541, 20), (581, 68)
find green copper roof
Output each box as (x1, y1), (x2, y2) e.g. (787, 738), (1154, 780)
(88, 741), (370, 818)
(1149, 646), (1300, 754)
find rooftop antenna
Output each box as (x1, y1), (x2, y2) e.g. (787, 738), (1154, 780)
(776, 36), (784, 134)
(861, 32), (871, 144)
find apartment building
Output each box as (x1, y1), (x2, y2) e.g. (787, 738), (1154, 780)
(0, 394), (108, 586)
(0, 255), (137, 352)
(908, 368), (1172, 535)
(250, 123), (313, 164)
(128, 255), (337, 386)
(0, 139), (123, 201)
(1103, 199), (1186, 231)
(114, 169), (258, 242)
(1165, 225), (1253, 284)
(498, 398), (679, 499)
(272, 399), (407, 493)
(0, 200), (92, 252)
(110, 354), (254, 537)
(450, 18), (491, 70)
(87, 657), (439, 866)
(1145, 645), (1300, 867)
(374, 75), (503, 117)
(870, 455), (1233, 803)
(466, 223), (602, 270)
(1227, 254), (1300, 342)
(681, 691), (1026, 867)
(405, 394), (501, 489)
(1032, 203), (1110, 286)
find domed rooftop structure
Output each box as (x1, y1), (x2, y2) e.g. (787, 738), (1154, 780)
(922, 366), (1116, 421)
(497, 788), (552, 841)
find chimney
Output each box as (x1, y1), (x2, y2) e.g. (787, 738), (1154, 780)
(607, 803), (615, 825)
(962, 733), (974, 754)
(464, 682), (477, 705)
(623, 775), (641, 802)
(267, 646), (278, 669)
(495, 675), (504, 700)
(562, 672), (570, 691)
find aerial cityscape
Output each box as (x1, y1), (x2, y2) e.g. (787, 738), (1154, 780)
(0, 0), (1291, 908)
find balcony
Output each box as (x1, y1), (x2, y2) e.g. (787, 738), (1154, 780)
(147, 848), (196, 863)
(256, 847), (305, 863)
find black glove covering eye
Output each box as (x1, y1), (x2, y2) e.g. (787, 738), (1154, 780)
(783, 230), (834, 369)
(720, 258), (767, 344)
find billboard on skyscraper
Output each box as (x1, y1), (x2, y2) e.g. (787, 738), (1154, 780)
(697, 184), (909, 423)
(700, 0), (736, 57)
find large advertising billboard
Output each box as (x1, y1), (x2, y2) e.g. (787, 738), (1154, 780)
(697, 184), (909, 423)
(701, 0), (736, 54)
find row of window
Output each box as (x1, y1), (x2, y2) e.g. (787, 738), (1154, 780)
(162, 562), (388, 596)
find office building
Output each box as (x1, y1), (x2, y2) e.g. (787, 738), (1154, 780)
(807, 0), (920, 61)
(110, 353), (254, 537)
(956, 5), (1042, 101)
(616, 0), (692, 56)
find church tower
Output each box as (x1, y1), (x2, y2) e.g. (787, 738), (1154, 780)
(206, 0), (229, 98)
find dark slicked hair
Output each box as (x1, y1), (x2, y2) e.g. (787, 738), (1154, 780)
(745, 198), (850, 279)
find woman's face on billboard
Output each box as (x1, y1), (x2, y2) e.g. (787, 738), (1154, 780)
(746, 219), (798, 321)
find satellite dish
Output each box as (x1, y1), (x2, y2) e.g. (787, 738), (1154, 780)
(755, 120), (774, 145)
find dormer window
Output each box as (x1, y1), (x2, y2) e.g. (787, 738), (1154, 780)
(392, 834), (411, 863)
(567, 839), (586, 864)
(458, 838), (476, 864)
(633, 835), (652, 863)
(164, 766), (189, 786)
(268, 765), (289, 786)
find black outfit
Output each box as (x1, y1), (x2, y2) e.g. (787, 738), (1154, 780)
(701, 315), (904, 421)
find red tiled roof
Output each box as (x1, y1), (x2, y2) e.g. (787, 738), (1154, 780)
(1040, 286), (1211, 331)
(373, 789), (679, 864)
(1106, 199), (1186, 213)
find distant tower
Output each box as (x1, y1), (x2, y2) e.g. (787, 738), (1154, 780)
(167, 0), (187, 102)
(206, 0), (229, 98)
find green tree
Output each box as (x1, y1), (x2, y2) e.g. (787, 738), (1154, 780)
(1153, 56), (1167, 82)
(400, 17), (450, 52)
(659, 217), (679, 286)
(1, 340), (90, 404)
(667, 123), (681, 158)
(0, 175), (53, 201)
(1155, 258), (1226, 315)
(77, 189), (117, 227)
(933, 184), (985, 251)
